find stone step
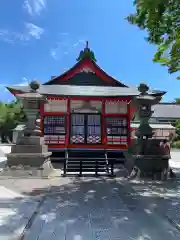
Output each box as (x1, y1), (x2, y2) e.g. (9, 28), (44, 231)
(66, 168), (107, 172)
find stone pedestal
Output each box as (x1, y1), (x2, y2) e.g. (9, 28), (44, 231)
(6, 136), (54, 178)
(132, 139), (170, 180)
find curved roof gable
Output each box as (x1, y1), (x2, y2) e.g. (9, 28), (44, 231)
(44, 58), (127, 87)
(44, 43), (127, 87)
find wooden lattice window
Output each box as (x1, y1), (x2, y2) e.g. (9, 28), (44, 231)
(43, 116), (66, 144)
(70, 114), (85, 144)
(106, 117), (128, 145)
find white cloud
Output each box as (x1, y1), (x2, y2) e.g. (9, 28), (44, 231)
(16, 78), (42, 86)
(0, 23), (44, 44)
(50, 49), (57, 59)
(23, 0), (46, 16)
(25, 23), (44, 39)
(17, 78), (29, 86)
(50, 36), (85, 60)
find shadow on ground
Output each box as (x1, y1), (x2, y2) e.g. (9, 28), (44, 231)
(128, 176), (180, 226)
(0, 169), (180, 239)
(2, 175), (180, 239)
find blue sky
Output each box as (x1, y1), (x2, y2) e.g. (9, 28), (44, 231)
(0, 0), (179, 102)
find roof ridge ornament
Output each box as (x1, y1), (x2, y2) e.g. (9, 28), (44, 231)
(76, 41), (97, 62)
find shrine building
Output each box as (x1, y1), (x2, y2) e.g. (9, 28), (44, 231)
(7, 42), (169, 170)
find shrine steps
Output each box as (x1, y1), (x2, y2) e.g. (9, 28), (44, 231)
(50, 149), (127, 176)
(64, 150), (108, 176)
(51, 151), (66, 163)
(50, 150), (126, 164)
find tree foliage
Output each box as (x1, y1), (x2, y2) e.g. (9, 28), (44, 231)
(175, 98), (180, 104)
(127, 0), (180, 78)
(0, 100), (25, 142)
(175, 119), (180, 139)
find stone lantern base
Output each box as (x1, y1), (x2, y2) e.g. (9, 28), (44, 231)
(131, 139), (170, 180)
(5, 136), (55, 178)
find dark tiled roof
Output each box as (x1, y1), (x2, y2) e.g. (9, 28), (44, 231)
(152, 103), (180, 119)
(7, 85), (140, 97)
(44, 58), (127, 86)
(45, 72), (126, 87)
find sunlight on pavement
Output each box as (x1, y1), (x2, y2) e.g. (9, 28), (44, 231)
(0, 185), (39, 240)
(0, 186), (24, 199)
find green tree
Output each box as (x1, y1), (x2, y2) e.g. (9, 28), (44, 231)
(175, 98), (180, 104)
(0, 100), (25, 142)
(175, 119), (180, 140)
(126, 0), (180, 78)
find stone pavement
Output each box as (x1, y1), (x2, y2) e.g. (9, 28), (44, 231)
(0, 185), (39, 240)
(0, 147), (180, 239)
(127, 150), (180, 231)
(0, 147), (8, 172)
(129, 178), (180, 229)
(0, 177), (179, 240)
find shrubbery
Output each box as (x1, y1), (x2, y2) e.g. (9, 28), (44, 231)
(172, 141), (180, 149)
(172, 120), (180, 148)
(0, 100), (25, 142)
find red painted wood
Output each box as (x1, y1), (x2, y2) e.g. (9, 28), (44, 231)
(104, 113), (128, 117)
(40, 104), (44, 114)
(47, 96), (131, 101)
(40, 104), (44, 137)
(48, 144), (128, 150)
(50, 58), (116, 84)
(47, 144), (66, 148)
(66, 98), (70, 146)
(130, 103), (137, 120)
(9, 90), (22, 96)
(43, 112), (66, 116)
(40, 97), (132, 149)
(127, 102), (131, 146)
(102, 100), (106, 144)
(47, 96), (67, 100)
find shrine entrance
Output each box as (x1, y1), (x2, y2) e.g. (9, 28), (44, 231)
(70, 113), (101, 144)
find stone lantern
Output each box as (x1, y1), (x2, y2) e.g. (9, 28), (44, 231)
(135, 83), (161, 152)
(132, 83), (170, 179)
(16, 80), (45, 138)
(6, 81), (53, 178)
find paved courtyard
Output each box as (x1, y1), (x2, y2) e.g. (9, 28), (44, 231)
(1, 177), (180, 240)
(0, 146), (180, 239)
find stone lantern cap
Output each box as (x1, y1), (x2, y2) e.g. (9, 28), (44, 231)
(16, 80), (47, 101)
(136, 83), (162, 102)
(138, 83), (149, 95)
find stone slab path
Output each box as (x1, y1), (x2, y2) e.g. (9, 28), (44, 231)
(0, 147), (180, 239)
(0, 177), (180, 239)
(13, 178), (180, 240)
(0, 186), (39, 240)
(0, 147), (8, 172)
